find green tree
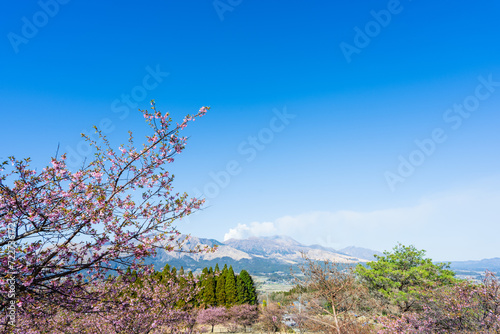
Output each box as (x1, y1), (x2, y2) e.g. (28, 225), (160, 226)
(203, 274), (217, 307)
(355, 243), (456, 313)
(239, 270), (257, 305)
(190, 270), (203, 307)
(214, 263), (220, 274)
(162, 264), (171, 276)
(216, 272), (226, 306)
(170, 267), (177, 280)
(157, 264), (173, 284)
(236, 275), (246, 304)
(225, 266), (237, 306)
(187, 270), (198, 306)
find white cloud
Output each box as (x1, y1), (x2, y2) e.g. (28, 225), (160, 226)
(223, 221), (277, 241)
(223, 181), (500, 261)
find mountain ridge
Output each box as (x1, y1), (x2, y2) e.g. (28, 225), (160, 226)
(148, 235), (380, 274)
(146, 235), (500, 278)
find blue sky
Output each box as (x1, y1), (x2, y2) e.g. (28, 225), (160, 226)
(1, 0), (499, 261)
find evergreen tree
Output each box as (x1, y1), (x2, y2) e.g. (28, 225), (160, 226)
(177, 273), (188, 308)
(151, 269), (160, 280)
(216, 272), (226, 306)
(236, 275), (246, 304)
(214, 263), (220, 273)
(171, 266), (177, 278)
(239, 270), (257, 304)
(162, 264), (171, 275)
(355, 243), (456, 313)
(202, 267), (209, 277)
(179, 266), (185, 276)
(208, 266), (213, 274)
(192, 270), (203, 307)
(225, 266), (237, 306)
(203, 274), (217, 307)
(159, 264), (172, 283)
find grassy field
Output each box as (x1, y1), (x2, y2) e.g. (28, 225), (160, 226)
(253, 275), (295, 297)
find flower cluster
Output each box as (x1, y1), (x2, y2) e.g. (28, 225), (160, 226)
(0, 101), (210, 327)
(16, 270), (199, 333)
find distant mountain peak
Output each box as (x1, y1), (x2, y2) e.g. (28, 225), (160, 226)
(147, 235), (499, 278)
(147, 234), (379, 274)
(338, 246), (383, 261)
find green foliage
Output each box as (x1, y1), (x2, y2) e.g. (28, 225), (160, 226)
(236, 275), (246, 304)
(147, 263), (257, 308)
(225, 266), (237, 306)
(355, 243), (456, 313)
(203, 274), (217, 307)
(162, 264), (171, 276)
(216, 271), (226, 306)
(170, 266), (177, 278)
(237, 270), (257, 305)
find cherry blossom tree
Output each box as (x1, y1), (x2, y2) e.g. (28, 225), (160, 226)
(0, 101), (210, 330)
(16, 269), (199, 333)
(196, 306), (229, 332)
(227, 304), (259, 332)
(257, 302), (285, 333)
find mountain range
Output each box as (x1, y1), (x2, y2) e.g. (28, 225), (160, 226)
(146, 235), (383, 275)
(144, 235), (500, 280)
(449, 257), (500, 277)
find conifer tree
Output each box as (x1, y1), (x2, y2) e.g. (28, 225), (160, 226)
(203, 274), (217, 307)
(177, 273), (189, 308)
(239, 270), (257, 304)
(158, 264), (181, 284)
(193, 270), (204, 307)
(216, 272), (226, 306)
(225, 266), (237, 306)
(236, 275), (246, 304)
(162, 264), (171, 277)
(171, 267), (177, 278)
(214, 263), (220, 273)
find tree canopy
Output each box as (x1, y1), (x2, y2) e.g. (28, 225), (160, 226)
(0, 101), (210, 328)
(355, 243), (456, 313)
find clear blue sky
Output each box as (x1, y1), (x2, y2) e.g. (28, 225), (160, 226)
(1, 0), (499, 261)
